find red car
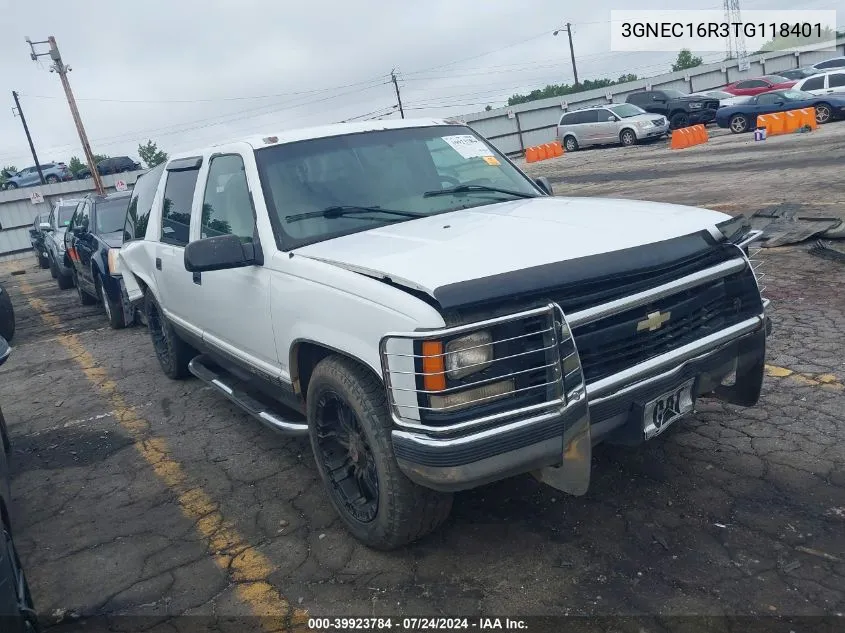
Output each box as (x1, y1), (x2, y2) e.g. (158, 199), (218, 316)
(722, 75), (797, 96)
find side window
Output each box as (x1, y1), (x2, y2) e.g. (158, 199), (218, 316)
(756, 93), (779, 105)
(579, 110), (600, 123)
(161, 163), (201, 247)
(77, 202), (91, 231)
(596, 109), (614, 121)
(802, 76), (825, 91)
(651, 92), (665, 101)
(829, 73), (845, 88)
(817, 59), (845, 69)
(124, 163), (165, 242)
(200, 155), (256, 242)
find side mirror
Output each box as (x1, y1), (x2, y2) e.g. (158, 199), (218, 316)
(607, 115), (617, 121)
(184, 233), (261, 273)
(40, 222), (53, 231)
(534, 176), (554, 197)
(0, 336), (10, 367)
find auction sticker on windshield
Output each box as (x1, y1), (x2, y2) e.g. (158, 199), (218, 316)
(442, 135), (493, 159)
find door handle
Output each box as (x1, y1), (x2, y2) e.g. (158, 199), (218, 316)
(155, 257), (162, 270)
(193, 272), (201, 285)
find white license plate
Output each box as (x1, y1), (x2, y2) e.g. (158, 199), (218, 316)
(643, 379), (695, 440)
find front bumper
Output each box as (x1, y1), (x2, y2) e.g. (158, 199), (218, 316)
(391, 313), (766, 492)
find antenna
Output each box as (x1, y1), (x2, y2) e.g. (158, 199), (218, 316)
(724, 0), (748, 65)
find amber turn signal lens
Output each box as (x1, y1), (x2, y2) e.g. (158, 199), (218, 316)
(421, 340), (446, 392)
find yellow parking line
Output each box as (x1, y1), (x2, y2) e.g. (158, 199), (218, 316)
(765, 364), (843, 390)
(18, 280), (308, 631)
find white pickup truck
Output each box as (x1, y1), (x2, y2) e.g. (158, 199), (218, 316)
(117, 119), (770, 549)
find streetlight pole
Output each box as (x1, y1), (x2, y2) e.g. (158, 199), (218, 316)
(553, 23), (580, 88)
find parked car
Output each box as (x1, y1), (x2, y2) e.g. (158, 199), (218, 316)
(722, 75), (797, 96)
(44, 199), (83, 290)
(28, 212), (52, 269)
(778, 67), (819, 81)
(715, 89), (845, 133)
(689, 90), (753, 107)
(65, 191), (132, 328)
(0, 336), (40, 633)
(1, 163), (73, 189)
(0, 283), (13, 342)
(793, 70), (845, 96)
(556, 103), (668, 151)
(76, 156), (141, 179)
(117, 119), (770, 549)
(807, 56), (845, 72)
(625, 90), (719, 128)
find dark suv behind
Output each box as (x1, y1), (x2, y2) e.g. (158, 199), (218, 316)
(626, 90), (720, 129)
(77, 156), (141, 179)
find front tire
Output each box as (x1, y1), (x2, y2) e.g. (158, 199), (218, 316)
(563, 135), (579, 152)
(145, 292), (194, 379)
(56, 269), (74, 290)
(729, 114), (749, 134)
(98, 278), (126, 329)
(307, 356), (452, 550)
(620, 129), (637, 146)
(48, 256), (58, 279)
(0, 286), (14, 342)
(4, 182), (17, 190)
(815, 103), (832, 124)
(670, 112), (689, 129)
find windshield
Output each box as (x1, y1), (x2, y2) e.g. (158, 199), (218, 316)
(57, 205), (77, 227)
(609, 103), (645, 118)
(255, 125), (540, 248)
(662, 89), (687, 99)
(96, 198), (130, 233)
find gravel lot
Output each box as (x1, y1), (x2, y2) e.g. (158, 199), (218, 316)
(1, 122), (844, 631)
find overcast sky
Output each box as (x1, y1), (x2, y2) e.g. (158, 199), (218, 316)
(0, 0), (839, 168)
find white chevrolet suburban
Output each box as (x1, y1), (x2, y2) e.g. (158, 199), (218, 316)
(117, 119), (770, 549)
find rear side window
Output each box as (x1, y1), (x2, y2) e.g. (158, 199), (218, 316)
(802, 76), (825, 91)
(123, 163), (165, 242)
(829, 73), (845, 88)
(161, 163), (201, 247)
(817, 59), (845, 69)
(560, 112), (578, 125)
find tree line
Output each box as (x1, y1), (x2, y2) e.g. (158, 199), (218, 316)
(0, 139), (169, 185)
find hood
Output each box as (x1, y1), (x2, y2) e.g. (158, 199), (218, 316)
(295, 196), (730, 298)
(101, 230), (124, 248)
(625, 113), (666, 123)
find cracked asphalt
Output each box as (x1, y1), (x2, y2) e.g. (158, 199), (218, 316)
(1, 123), (844, 631)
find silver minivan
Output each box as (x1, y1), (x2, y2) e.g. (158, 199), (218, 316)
(556, 103), (669, 152)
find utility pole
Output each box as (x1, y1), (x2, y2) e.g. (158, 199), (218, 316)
(11, 91), (46, 185)
(553, 23), (580, 87)
(391, 69), (405, 119)
(25, 35), (105, 195)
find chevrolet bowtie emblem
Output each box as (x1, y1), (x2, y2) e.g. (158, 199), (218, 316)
(637, 310), (671, 332)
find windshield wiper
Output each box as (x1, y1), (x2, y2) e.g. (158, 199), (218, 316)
(423, 184), (537, 199)
(286, 205), (426, 223)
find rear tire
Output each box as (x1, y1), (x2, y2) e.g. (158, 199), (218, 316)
(145, 292), (194, 379)
(57, 269), (74, 290)
(4, 182), (17, 190)
(75, 271), (97, 305)
(48, 256), (58, 279)
(307, 355), (453, 550)
(563, 135), (579, 152)
(45, 175), (59, 184)
(0, 406), (10, 454)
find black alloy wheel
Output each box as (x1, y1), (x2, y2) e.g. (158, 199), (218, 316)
(314, 392), (380, 523)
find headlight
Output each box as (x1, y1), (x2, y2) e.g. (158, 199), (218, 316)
(108, 248), (121, 275)
(689, 102), (703, 109)
(445, 331), (493, 379)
